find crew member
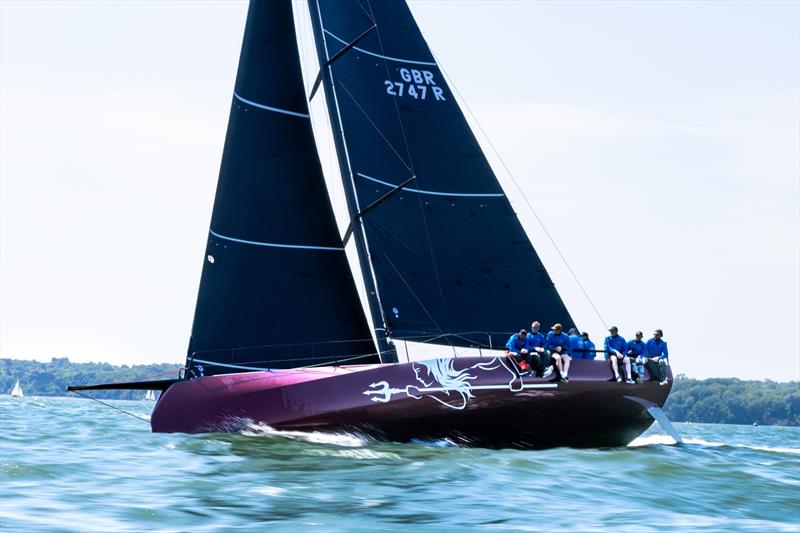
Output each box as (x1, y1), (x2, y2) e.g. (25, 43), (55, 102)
(626, 331), (647, 383)
(605, 326), (632, 383)
(645, 329), (670, 385)
(505, 329), (532, 374)
(545, 323), (572, 382)
(528, 321), (549, 377)
(567, 328), (583, 358)
(579, 332), (596, 360)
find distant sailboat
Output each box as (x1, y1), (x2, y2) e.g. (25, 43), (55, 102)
(144, 390), (156, 401)
(10, 380), (23, 398)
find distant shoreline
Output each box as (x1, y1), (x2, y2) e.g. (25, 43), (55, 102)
(2, 357), (797, 426)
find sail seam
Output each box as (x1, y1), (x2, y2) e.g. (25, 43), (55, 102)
(356, 172), (505, 198)
(233, 92), (310, 118)
(323, 29), (437, 66)
(209, 229), (343, 251)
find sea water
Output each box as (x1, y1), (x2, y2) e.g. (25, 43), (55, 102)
(1, 396), (798, 532)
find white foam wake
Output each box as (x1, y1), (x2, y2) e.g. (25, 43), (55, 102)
(628, 434), (800, 454)
(240, 422), (367, 447)
(628, 434), (679, 447)
(734, 443), (800, 455)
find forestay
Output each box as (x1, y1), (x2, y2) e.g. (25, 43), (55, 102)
(308, 0), (575, 350)
(187, 0), (379, 375)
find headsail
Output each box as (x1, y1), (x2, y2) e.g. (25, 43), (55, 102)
(307, 0), (575, 349)
(187, 0), (379, 375)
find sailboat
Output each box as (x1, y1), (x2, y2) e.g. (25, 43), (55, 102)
(68, 0), (673, 448)
(144, 390), (156, 401)
(10, 380), (23, 398)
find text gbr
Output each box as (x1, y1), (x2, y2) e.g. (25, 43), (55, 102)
(385, 68), (445, 101)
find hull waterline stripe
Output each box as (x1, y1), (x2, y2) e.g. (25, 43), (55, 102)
(356, 172), (505, 198)
(324, 29), (437, 66)
(209, 229), (344, 252)
(233, 92), (310, 118)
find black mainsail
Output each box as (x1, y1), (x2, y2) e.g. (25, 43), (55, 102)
(187, 0), (379, 375)
(308, 0), (575, 350)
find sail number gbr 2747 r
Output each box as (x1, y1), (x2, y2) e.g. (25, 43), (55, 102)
(385, 68), (446, 101)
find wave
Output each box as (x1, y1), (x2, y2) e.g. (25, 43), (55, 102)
(740, 444), (800, 455)
(629, 434), (800, 454)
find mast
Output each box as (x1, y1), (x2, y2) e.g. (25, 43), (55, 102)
(307, 1), (398, 363)
(186, 0), (380, 376)
(306, 0), (575, 350)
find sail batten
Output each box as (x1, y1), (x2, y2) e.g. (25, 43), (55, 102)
(356, 172), (505, 198)
(308, 0), (576, 349)
(232, 92), (310, 118)
(208, 229), (345, 252)
(323, 29), (437, 66)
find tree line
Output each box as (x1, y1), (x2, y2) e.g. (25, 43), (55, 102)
(0, 357), (180, 401)
(1, 358), (798, 426)
(663, 375), (799, 427)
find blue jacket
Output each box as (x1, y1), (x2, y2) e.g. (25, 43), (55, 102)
(605, 335), (627, 356)
(545, 331), (571, 355)
(506, 334), (528, 354)
(527, 332), (546, 350)
(626, 339), (647, 357)
(569, 334), (582, 352)
(578, 338), (596, 359)
(646, 338), (669, 360)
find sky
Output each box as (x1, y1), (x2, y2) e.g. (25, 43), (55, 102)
(1, 0), (798, 381)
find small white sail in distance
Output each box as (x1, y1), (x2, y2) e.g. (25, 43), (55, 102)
(10, 380), (23, 398)
(144, 390), (155, 401)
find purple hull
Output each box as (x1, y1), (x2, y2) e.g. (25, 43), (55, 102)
(151, 356), (672, 449)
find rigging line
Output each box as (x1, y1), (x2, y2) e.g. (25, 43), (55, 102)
(301, 351), (380, 368)
(68, 390), (151, 424)
(190, 328), (504, 376)
(366, 0), (453, 338)
(380, 251), (454, 349)
(193, 351), (382, 376)
(335, 80), (412, 174)
(422, 44), (609, 331)
(193, 336), (378, 355)
(351, 0), (375, 23)
(368, 219), (461, 288)
(195, 350), (375, 367)
(448, 333), (492, 349)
